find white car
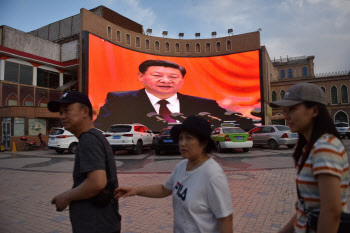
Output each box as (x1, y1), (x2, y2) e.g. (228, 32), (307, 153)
(335, 122), (350, 139)
(104, 123), (154, 154)
(48, 128), (79, 153)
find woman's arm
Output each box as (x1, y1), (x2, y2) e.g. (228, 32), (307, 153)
(219, 214), (233, 233)
(277, 213), (295, 233)
(316, 174), (342, 233)
(114, 184), (172, 199)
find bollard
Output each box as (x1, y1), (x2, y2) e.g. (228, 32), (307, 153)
(0, 144), (4, 152)
(12, 142), (17, 152)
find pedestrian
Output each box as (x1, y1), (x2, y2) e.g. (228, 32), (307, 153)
(269, 83), (349, 233)
(48, 91), (121, 233)
(114, 115), (233, 233)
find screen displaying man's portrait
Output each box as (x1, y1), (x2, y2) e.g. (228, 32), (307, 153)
(84, 33), (261, 132)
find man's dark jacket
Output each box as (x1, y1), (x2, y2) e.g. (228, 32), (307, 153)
(94, 89), (253, 132)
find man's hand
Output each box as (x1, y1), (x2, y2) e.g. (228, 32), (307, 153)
(114, 187), (137, 199)
(51, 190), (71, 211)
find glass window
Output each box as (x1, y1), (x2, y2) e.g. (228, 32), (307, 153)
(226, 40), (232, 50)
(281, 69), (285, 78)
(302, 67), (308, 76)
(136, 37), (140, 47)
(334, 112), (348, 123)
(63, 73), (77, 84)
(4, 61), (19, 83)
(222, 128), (245, 134)
(216, 42), (221, 52)
(28, 118), (46, 136)
(126, 34), (130, 45)
(175, 43), (180, 53)
(206, 43), (210, 52)
(272, 91), (277, 101)
(331, 86), (338, 104)
(14, 117), (25, 136)
(145, 39), (150, 50)
(108, 125), (131, 133)
(288, 68), (293, 78)
(155, 41), (160, 51)
(341, 85), (348, 104)
(195, 43), (200, 53)
(280, 90), (286, 99)
(116, 31), (121, 42)
(185, 43), (190, 52)
(275, 126), (290, 131)
(165, 42), (169, 52)
(37, 68), (59, 88)
(19, 65), (33, 85)
(107, 26), (112, 38)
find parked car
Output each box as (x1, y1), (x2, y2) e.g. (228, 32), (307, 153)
(48, 128), (79, 153)
(104, 123), (154, 155)
(211, 126), (253, 152)
(248, 125), (298, 149)
(335, 122), (350, 138)
(152, 127), (179, 155)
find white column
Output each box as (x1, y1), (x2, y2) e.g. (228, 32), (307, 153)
(0, 59), (5, 80)
(59, 73), (63, 87)
(33, 67), (37, 86)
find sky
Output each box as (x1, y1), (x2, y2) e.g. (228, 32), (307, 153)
(1, 0), (349, 74)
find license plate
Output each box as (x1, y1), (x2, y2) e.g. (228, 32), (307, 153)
(50, 138), (55, 141)
(291, 134), (297, 138)
(235, 136), (243, 140)
(164, 139), (173, 143)
(113, 136), (121, 139)
(339, 129), (345, 131)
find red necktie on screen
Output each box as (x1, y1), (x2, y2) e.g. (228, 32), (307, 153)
(158, 100), (176, 123)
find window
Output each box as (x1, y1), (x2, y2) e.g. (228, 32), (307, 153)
(37, 68), (59, 89)
(175, 43), (180, 53)
(136, 37), (140, 47)
(14, 117), (25, 136)
(126, 34), (130, 45)
(4, 61), (33, 85)
(165, 42), (169, 52)
(272, 91), (277, 101)
(321, 86), (326, 93)
(116, 30), (121, 42)
(341, 85), (348, 104)
(145, 39), (150, 49)
(281, 69), (286, 78)
(107, 26), (112, 38)
(331, 86), (338, 104)
(185, 43), (190, 53)
(195, 43), (200, 53)
(216, 42), (221, 52)
(206, 43), (210, 52)
(334, 111), (348, 123)
(280, 90), (286, 99)
(155, 41), (160, 51)
(288, 68), (293, 78)
(302, 67), (308, 76)
(226, 40), (232, 50)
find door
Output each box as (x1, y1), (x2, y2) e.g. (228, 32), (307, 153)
(2, 120), (11, 150)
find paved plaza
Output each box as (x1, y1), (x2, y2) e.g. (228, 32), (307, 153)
(0, 147), (349, 233)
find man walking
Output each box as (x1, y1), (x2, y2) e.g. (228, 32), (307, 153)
(49, 91), (121, 233)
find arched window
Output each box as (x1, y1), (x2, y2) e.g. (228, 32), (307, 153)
(288, 68), (293, 78)
(175, 43), (180, 53)
(280, 90), (286, 99)
(321, 86), (326, 93)
(185, 43), (190, 53)
(126, 34), (130, 45)
(155, 41), (160, 51)
(281, 69), (285, 78)
(23, 94), (34, 106)
(226, 40), (232, 50)
(165, 42), (170, 52)
(302, 67), (308, 76)
(107, 26), (112, 38)
(331, 86), (338, 104)
(116, 31), (121, 42)
(145, 39), (150, 50)
(206, 43), (210, 52)
(195, 43), (200, 53)
(334, 111), (348, 123)
(272, 91), (277, 101)
(135, 37), (140, 47)
(341, 85), (348, 104)
(216, 42), (221, 52)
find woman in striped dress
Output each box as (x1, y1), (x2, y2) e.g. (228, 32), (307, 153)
(269, 83), (349, 233)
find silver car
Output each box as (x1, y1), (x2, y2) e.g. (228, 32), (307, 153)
(335, 122), (350, 139)
(248, 125), (298, 149)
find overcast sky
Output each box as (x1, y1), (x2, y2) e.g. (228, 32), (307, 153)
(1, 0), (349, 74)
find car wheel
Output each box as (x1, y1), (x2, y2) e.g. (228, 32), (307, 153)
(243, 148), (249, 152)
(55, 148), (65, 153)
(155, 149), (161, 155)
(287, 144), (295, 149)
(216, 142), (222, 153)
(133, 141), (143, 155)
(68, 143), (78, 154)
(268, 140), (279, 149)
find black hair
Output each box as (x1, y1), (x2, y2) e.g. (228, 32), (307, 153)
(139, 60), (186, 77)
(179, 129), (215, 154)
(293, 101), (339, 172)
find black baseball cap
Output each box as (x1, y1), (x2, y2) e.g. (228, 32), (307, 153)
(48, 91), (92, 112)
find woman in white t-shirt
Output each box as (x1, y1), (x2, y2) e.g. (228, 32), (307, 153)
(114, 115), (233, 233)
(269, 83), (349, 233)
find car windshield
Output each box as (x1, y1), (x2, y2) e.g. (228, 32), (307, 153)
(161, 129), (171, 135)
(223, 128), (245, 134)
(51, 129), (64, 135)
(275, 126), (290, 131)
(335, 122), (349, 127)
(108, 125), (132, 133)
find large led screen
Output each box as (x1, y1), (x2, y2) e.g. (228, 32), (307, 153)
(84, 32), (262, 133)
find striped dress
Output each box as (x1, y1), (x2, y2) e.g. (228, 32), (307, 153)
(295, 134), (350, 233)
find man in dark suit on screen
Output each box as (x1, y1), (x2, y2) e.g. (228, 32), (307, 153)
(94, 60), (253, 132)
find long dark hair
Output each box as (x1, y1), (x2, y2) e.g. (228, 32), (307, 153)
(293, 101), (339, 172)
